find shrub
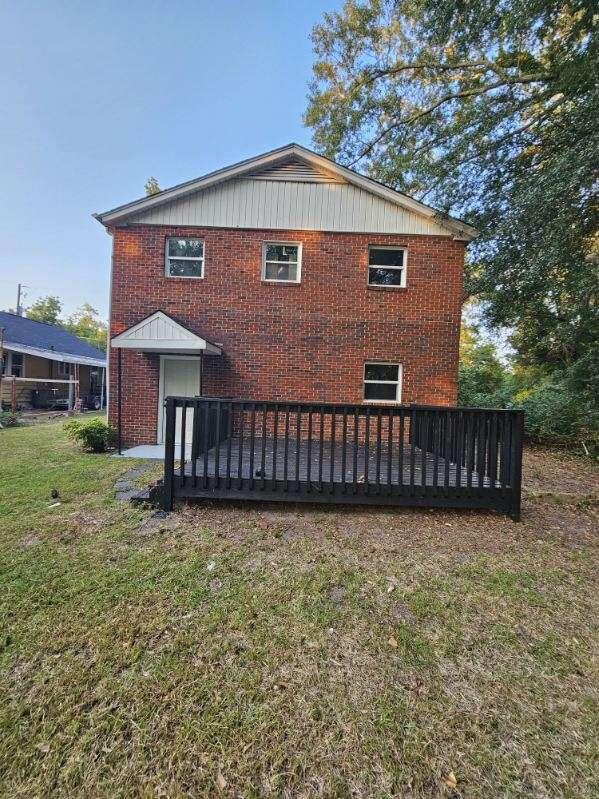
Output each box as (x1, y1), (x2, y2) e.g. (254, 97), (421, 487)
(514, 380), (598, 453)
(64, 417), (117, 453)
(0, 411), (21, 428)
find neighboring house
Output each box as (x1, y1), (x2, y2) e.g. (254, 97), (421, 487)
(0, 311), (106, 410)
(95, 143), (477, 448)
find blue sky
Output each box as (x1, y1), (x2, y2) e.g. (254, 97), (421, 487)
(0, 0), (339, 318)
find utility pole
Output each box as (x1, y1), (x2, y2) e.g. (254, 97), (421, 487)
(16, 283), (27, 316)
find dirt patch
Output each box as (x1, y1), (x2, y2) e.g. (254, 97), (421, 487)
(523, 445), (599, 497)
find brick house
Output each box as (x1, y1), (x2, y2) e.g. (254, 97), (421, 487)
(95, 144), (476, 449)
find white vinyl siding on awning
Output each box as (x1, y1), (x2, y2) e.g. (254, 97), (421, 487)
(110, 311), (221, 355)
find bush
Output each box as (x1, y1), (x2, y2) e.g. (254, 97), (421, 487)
(64, 417), (117, 453)
(514, 380), (598, 452)
(458, 323), (598, 453)
(0, 410), (21, 428)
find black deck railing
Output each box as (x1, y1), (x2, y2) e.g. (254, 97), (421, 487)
(161, 397), (524, 519)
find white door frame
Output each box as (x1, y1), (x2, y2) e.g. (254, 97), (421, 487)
(157, 355), (202, 443)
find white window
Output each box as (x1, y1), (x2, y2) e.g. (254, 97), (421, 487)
(367, 246), (407, 288)
(57, 361), (70, 378)
(363, 363), (402, 402)
(165, 237), (204, 278)
(262, 242), (302, 283)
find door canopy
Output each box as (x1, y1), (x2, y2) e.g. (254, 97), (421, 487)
(111, 311), (222, 355)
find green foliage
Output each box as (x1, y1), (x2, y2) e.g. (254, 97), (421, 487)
(516, 379), (596, 448)
(64, 303), (107, 352)
(26, 296), (62, 325)
(25, 296), (107, 352)
(64, 417), (117, 453)
(306, 0), (598, 394)
(145, 176), (161, 196)
(0, 411), (21, 428)
(458, 323), (597, 452)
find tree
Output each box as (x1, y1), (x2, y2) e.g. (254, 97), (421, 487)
(145, 176), (161, 196)
(26, 296), (63, 325)
(64, 304), (108, 352)
(305, 1), (598, 386)
(458, 321), (508, 405)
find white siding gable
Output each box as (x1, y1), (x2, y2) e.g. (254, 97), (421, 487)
(128, 174), (451, 236)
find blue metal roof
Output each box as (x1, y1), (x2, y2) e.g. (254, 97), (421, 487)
(0, 311), (106, 365)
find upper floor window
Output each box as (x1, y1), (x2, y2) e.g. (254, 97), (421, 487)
(262, 242), (302, 283)
(363, 362), (402, 402)
(165, 237), (204, 278)
(367, 246), (406, 288)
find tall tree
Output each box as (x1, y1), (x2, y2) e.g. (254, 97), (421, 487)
(306, 1), (598, 384)
(26, 296), (63, 325)
(65, 304), (108, 352)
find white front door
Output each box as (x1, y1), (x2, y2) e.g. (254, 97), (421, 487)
(158, 357), (201, 444)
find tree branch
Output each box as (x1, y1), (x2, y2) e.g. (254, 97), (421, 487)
(349, 77), (552, 165)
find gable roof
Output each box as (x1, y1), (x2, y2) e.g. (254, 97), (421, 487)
(94, 143), (477, 240)
(0, 311), (106, 367)
(111, 311), (222, 355)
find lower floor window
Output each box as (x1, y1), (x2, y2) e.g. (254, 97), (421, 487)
(363, 362), (402, 401)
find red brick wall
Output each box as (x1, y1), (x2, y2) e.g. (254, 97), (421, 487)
(108, 224), (465, 446)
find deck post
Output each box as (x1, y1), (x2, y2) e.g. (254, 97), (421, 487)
(509, 409), (525, 522)
(161, 396), (176, 511)
(116, 349), (122, 455)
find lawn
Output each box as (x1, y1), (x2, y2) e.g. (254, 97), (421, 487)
(0, 420), (597, 798)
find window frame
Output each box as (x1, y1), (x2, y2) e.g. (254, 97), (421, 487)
(1, 351), (24, 378)
(367, 245), (407, 289)
(56, 361), (70, 378)
(261, 241), (302, 284)
(165, 236), (205, 280)
(363, 361), (403, 404)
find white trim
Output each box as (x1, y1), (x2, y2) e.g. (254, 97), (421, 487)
(94, 143), (478, 240)
(165, 236), (205, 279)
(367, 245), (407, 289)
(261, 241), (302, 283)
(1, 342), (105, 368)
(363, 362), (403, 403)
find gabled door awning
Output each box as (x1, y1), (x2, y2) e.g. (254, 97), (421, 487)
(111, 311), (222, 355)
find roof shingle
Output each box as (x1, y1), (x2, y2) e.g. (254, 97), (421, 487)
(0, 311), (106, 365)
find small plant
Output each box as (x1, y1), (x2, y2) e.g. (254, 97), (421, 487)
(0, 410), (21, 428)
(64, 417), (117, 453)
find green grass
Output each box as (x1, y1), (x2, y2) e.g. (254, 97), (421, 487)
(0, 420), (597, 797)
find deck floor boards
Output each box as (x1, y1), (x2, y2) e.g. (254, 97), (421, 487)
(182, 436), (503, 489)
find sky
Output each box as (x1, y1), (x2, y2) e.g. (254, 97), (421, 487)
(0, 0), (340, 319)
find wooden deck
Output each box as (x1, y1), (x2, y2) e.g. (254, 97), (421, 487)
(184, 436), (501, 488)
(162, 398), (524, 519)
